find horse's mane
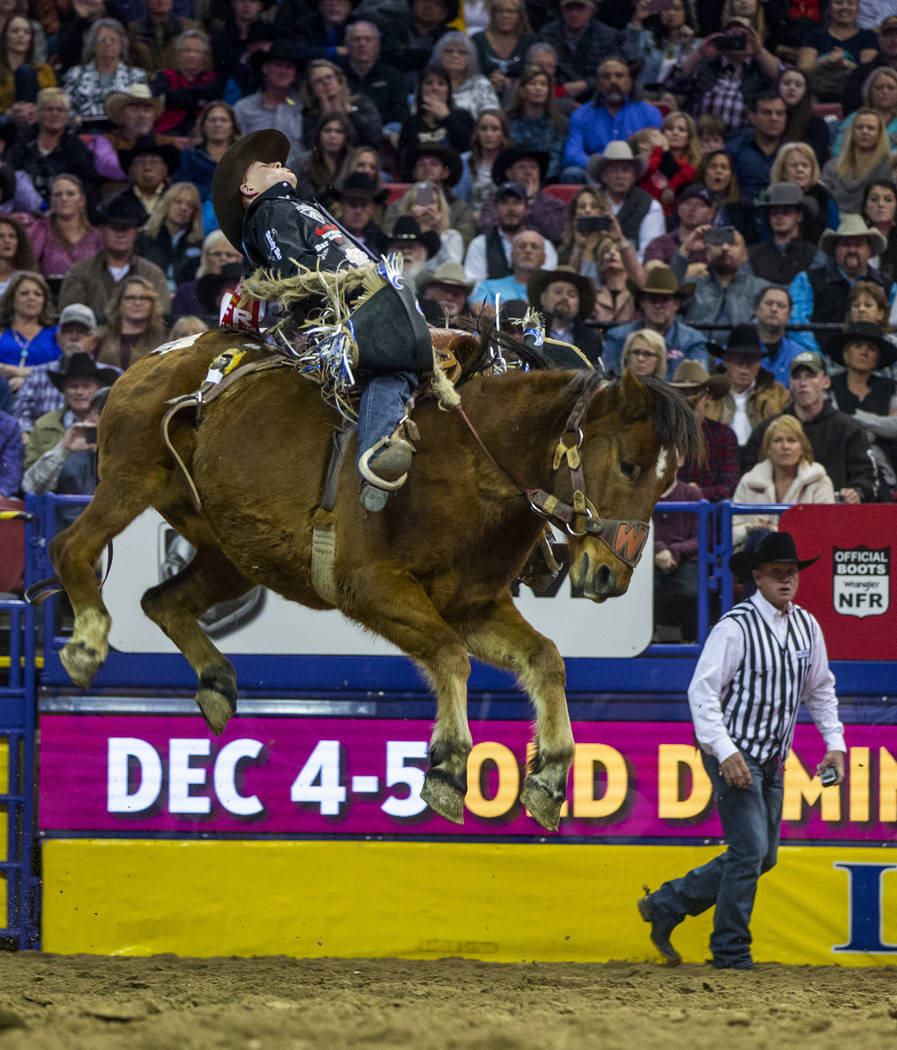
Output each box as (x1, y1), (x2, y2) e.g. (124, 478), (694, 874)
(450, 315), (560, 380)
(636, 375), (705, 464)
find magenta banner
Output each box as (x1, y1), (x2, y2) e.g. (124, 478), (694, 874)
(38, 715), (897, 841)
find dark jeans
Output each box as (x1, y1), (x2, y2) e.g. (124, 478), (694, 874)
(649, 750), (784, 968)
(654, 559), (698, 641)
(355, 370), (418, 466)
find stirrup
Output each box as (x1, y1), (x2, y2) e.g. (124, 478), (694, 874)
(357, 437), (414, 492)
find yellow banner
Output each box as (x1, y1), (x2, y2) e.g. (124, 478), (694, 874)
(42, 840), (897, 965)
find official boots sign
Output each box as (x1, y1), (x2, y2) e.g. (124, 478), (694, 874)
(832, 545), (890, 618)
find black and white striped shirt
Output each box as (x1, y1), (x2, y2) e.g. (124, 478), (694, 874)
(688, 592), (845, 764)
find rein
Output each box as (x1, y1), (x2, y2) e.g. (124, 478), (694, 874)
(453, 385), (650, 570)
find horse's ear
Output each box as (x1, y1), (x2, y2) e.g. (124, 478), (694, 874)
(618, 370), (652, 422)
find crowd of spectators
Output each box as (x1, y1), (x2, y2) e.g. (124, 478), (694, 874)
(1, 0), (896, 637)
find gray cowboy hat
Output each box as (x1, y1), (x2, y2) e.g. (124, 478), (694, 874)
(104, 83), (163, 124)
(826, 320), (897, 370)
(627, 263), (694, 301)
(753, 181), (819, 218)
(669, 359), (731, 400)
(417, 261), (474, 294)
(729, 530), (820, 578)
(212, 129), (291, 250)
(586, 140), (648, 184)
(819, 213), (887, 257)
(526, 265), (596, 321)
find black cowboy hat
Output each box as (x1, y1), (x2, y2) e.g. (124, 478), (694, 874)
(212, 129), (291, 250)
(197, 261), (245, 317)
(95, 190), (148, 229)
(526, 266), (596, 321)
(249, 39), (301, 75)
(117, 134), (181, 176)
(332, 171), (388, 205)
(387, 215), (440, 259)
(728, 531), (820, 578)
(49, 352), (119, 392)
(826, 321), (897, 370)
(492, 146), (550, 186)
(707, 323), (766, 359)
(400, 143), (463, 187)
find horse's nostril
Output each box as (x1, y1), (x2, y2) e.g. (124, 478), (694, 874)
(593, 564), (614, 594)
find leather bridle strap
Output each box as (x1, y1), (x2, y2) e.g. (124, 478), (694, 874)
(453, 394), (651, 570)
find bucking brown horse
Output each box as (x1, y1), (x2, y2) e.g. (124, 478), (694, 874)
(48, 329), (701, 831)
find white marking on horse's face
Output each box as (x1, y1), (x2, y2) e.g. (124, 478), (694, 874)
(655, 445), (671, 485)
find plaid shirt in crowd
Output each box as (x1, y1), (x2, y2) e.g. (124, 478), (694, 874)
(13, 362), (65, 434)
(679, 417), (740, 502)
(697, 64), (750, 134)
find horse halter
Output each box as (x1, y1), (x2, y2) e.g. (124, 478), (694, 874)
(456, 382), (651, 569)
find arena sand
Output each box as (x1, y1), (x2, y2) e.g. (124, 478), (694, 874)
(0, 954), (895, 1049)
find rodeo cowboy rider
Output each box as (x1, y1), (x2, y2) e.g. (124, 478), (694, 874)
(211, 129), (433, 512)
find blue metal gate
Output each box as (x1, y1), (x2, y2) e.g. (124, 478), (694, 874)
(0, 596), (39, 948)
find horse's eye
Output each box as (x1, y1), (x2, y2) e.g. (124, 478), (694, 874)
(620, 461), (640, 481)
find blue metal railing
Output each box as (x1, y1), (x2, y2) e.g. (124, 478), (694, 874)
(0, 597), (38, 948)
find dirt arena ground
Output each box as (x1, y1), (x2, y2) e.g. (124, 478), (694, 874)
(0, 954), (895, 1050)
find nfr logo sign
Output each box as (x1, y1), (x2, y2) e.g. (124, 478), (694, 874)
(832, 545), (890, 618)
(834, 862), (897, 954)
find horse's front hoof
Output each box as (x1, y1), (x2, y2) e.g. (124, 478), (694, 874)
(421, 774), (465, 825)
(520, 778), (564, 832)
(59, 639), (102, 690)
(195, 667), (237, 735)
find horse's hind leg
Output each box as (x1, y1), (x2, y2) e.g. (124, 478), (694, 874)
(140, 544), (253, 735)
(457, 595), (574, 832)
(50, 480), (150, 688)
(343, 567), (472, 824)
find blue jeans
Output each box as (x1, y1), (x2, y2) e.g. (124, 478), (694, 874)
(649, 750), (784, 967)
(355, 371), (418, 468)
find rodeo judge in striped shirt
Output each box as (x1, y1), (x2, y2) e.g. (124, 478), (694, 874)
(638, 531), (846, 971)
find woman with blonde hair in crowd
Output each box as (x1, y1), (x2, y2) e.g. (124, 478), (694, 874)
(136, 182), (205, 291)
(637, 111), (700, 218)
(170, 229), (243, 320)
(29, 173), (103, 292)
(456, 108), (510, 213)
(299, 58), (382, 152)
(822, 107), (892, 214)
(430, 31), (500, 120)
(769, 141), (838, 243)
(506, 66), (567, 181)
(833, 67), (897, 157)
(0, 270), (58, 391)
(732, 415), (834, 548)
(168, 315), (208, 341)
(470, 0), (533, 100)
(594, 238), (637, 324)
(395, 179), (463, 271)
(96, 276), (167, 370)
(621, 328), (667, 380)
